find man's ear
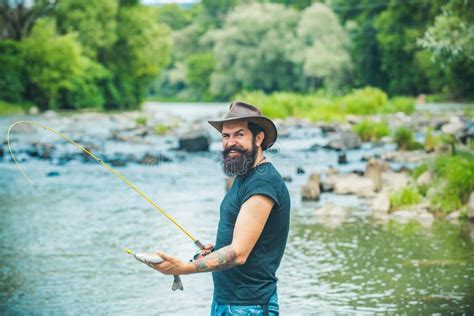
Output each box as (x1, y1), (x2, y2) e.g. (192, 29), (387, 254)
(255, 131), (265, 147)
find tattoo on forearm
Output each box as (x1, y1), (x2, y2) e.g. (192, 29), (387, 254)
(193, 246), (238, 272)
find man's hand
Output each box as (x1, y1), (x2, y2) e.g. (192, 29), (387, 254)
(152, 252), (195, 275)
(194, 243), (214, 260)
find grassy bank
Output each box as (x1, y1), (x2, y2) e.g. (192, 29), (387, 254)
(235, 87), (416, 122)
(0, 100), (28, 115)
(411, 151), (474, 216)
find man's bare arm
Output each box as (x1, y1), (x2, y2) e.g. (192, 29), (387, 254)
(193, 245), (238, 272)
(153, 194), (274, 275)
(193, 194), (274, 272)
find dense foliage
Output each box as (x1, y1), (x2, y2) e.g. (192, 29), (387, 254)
(0, 0), (472, 110)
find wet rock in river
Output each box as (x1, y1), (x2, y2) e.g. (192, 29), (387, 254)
(337, 152), (347, 164)
(320, 168), (339, 192)
(319, 124), (338, 134)
(417, 212), (435, 228)
(105, 153), (136, 167)
(47, 171), (60, 177)
(178, 130), (210, 152)
(296, 167), (305, 175)
(446, 210), (461, 224)
(324, 130), (361, 151)
(389, 210), (417, 223)
(459, 121), (474, 144)
(365, 159), (389, 192)
(139, 153), (172, 165)
(381, 171), (409, 192)
(0, 145), (3, 158)
(435, 143), (452, 155)
(372, 191), (390, 214)
(441, 116), (464, 135)
(42, 110), (60, 120)
(27, 142), (55, 159)
(29, 106), (39, 115)
(380, 150), (433, 164)
(301, 173), (320, 201)
(314, 203), (349, 228)
(283, 176), (293, 182)
(334, 173), (375, 197)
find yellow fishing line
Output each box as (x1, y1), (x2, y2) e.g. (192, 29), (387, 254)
(7, 120), (199, 244)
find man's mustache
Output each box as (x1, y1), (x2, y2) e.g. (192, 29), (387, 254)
(223, 145), (246, 157)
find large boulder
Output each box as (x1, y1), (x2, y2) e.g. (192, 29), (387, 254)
(301, 173), (321, 201)
(365, 159), (389, 192)
(334, 173), (375, 197)
(178, 130), (211, 152)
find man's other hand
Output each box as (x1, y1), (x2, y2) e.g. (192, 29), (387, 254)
(152, 251), (194, 275)
(194, 243), (215, 260)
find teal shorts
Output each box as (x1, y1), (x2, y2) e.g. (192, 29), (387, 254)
(210, 291), (279, 315)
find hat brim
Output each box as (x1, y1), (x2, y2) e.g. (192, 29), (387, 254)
(208, 116), (277, 150)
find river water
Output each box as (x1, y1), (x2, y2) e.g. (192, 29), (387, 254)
(1, 103), (473, 315)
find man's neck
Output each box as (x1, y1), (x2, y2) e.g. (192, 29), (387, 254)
(252, 152), (266, 168)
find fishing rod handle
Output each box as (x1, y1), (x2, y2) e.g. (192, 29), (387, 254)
(194, 239), (205, 249)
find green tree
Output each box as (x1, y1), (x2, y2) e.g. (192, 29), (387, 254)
(419, 0), (474, 63)
(155, 4), (192, 30)
(207, 3), (302, 98)
(296, 3), (352, 92)
(266, 0), (313, 10)
(331, 0), (389, 90)
(0, 0), (56, 40)
(185, 52), (215, 99)
(21, 19), (106, 109)
(418, 0), (474, 97)
(0, 39), (25, 102)
(374, 0), (444, 95)
(201, 0), (240, 27)
(55, 0), (118, 59)
(104, 4), (172, 108)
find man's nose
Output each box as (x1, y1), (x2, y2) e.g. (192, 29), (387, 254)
(226, 140), (236, 148)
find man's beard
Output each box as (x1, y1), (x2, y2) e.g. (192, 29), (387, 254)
(222, 141), (258, 177)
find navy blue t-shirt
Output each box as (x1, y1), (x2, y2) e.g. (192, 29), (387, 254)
(212, 162), (291, 305)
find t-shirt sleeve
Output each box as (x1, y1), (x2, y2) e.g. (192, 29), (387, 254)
(241, 179), (280, 207)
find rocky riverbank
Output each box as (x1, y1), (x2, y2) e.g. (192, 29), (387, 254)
(1, 102), (473, 233)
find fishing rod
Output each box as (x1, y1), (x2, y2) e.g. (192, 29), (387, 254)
(7, 120), (206, 250)
(7, 120), (211, 291)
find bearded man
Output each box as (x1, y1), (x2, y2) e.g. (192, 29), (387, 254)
(153, 101), (291, 315)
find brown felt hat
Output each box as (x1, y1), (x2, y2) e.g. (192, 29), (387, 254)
(208, 101), (278, 150)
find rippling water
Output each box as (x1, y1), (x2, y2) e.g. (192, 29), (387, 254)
(1, 104), (473, 315)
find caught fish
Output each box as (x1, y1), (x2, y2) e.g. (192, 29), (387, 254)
(125, 248), (184, 291)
